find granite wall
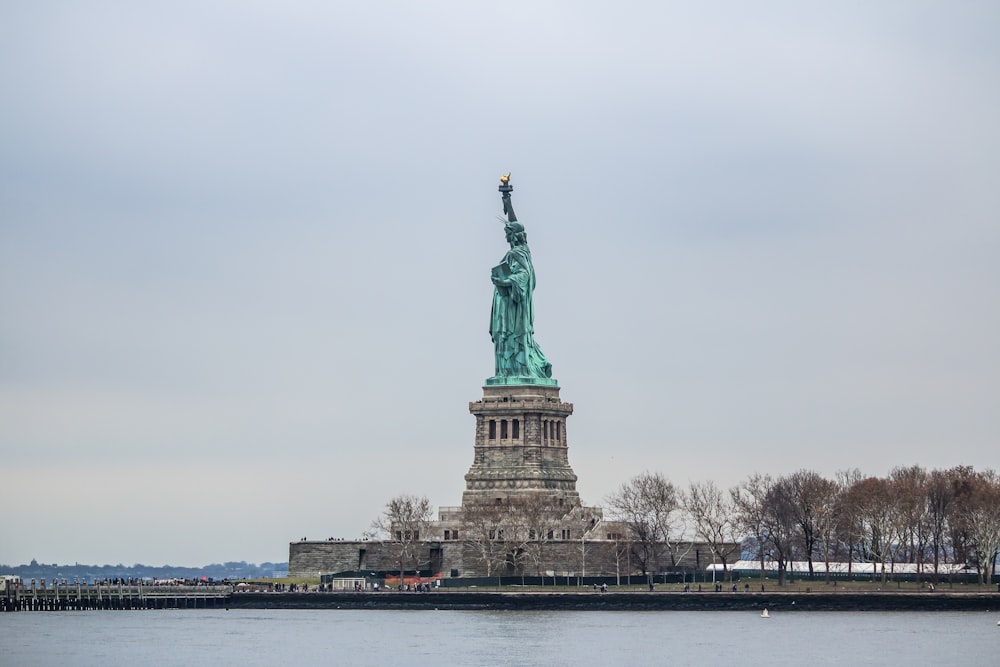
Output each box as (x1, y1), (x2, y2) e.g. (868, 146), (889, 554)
(289, 539), (730, 579)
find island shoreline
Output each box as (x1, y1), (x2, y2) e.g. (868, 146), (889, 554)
(223, 591), (1000, 612)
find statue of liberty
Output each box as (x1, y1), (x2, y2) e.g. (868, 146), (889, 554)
(489, 174), (554, 384)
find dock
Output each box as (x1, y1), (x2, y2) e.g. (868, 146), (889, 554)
(1, 581), (230, 611)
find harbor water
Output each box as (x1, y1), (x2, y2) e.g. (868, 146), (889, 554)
(2, 609), (998, 666)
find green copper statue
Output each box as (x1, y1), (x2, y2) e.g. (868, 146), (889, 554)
(488, 174), (555, 385)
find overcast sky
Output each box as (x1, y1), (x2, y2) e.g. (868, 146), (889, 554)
(2, 1), (998, 567)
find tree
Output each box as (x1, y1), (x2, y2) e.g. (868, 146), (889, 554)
(786, 470), (839, 581)
(834, 468), (864, 581)
(606, 529), (635, 586)
(941, 465), (978, 583)
(605, 472), (681, 579)
(461, 494), (573, 582)
(509, 494), (566, 579)
(926, 468), (956, 581)
(760, 476), (799, 586)
(460, 498), (511, 578)
(564, 504), (602, 584)
(849, 476), (898, 584)
(371, 494), (433, 588)
(684, 480), (739, 581)
(961, 469), (1000, 585)
(889, 465), (930, 581)
(732, 473), (774, 583)
(499, 495), (567, 582)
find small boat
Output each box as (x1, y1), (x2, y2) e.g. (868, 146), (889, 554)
(761, 608), (770, 618)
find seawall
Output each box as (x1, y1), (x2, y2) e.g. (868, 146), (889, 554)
(223, 591), (1000, 612)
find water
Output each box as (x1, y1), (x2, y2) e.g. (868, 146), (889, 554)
(2, 610), (997, 666)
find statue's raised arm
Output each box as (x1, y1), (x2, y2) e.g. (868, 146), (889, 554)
(499, 172), (516, 223)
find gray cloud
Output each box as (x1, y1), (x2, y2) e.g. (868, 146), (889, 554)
(2, 1), (998, 565)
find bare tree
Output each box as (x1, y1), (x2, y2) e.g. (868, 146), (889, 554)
(732, 473), (774, 583)
(834, 468), (864, 581)
(889, 465), (930, 580)
(761, 476), (799, 586)
(503, 495), (567, 582)
(371, 494), (433, 588)
(460, 498), (511, 578)
(606, 528), (635, 586)
(945, 466), (978, 578)
(605, 472), (681, 579)
(926, 468), (956, 581)
(786, 470), (839, 581)
(684, 480), (740, 581)
(510, 494), (566, 578)
(498, 501), (534, 581)
(565, 505), (601, 584)
(961, 469), (1000, 585)
(461, 494), (572, 582)
(849, 476), (899, 584)
(661, 521), (695, 577)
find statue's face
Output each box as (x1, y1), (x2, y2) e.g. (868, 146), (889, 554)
(505, 228), (516, 244)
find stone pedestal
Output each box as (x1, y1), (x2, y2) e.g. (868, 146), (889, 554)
(462, 383), (580, 508)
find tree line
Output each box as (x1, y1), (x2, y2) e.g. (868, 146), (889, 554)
(0, 560), (288, 583)
(373, 465), (1000, 586)
(609, 465), (1000, 586)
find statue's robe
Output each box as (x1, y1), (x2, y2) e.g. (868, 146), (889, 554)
(490, 243), (552, 378)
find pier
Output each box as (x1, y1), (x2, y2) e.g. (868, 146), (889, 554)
(1, 581), (231, 612)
